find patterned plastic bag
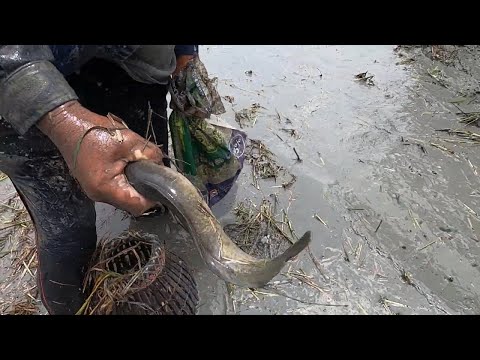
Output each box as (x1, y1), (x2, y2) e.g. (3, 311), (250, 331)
(168, 57), (247, 206)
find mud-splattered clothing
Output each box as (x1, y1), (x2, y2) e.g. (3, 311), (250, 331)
(0, 45), (197, 314)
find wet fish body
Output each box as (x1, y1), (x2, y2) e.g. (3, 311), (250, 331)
(125, 161), (311, 288)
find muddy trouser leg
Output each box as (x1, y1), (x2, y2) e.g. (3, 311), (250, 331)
(0, 59), (169, 314)
(0, 126), (97, 315)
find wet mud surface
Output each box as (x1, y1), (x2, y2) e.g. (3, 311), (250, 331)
(2, 45), (480, 315)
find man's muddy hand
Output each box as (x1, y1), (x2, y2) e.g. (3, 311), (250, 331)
(37, 100), (163, 216)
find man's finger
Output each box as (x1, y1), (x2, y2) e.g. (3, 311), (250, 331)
(128, 142), (163, 164)
(103, 175), (158, 216)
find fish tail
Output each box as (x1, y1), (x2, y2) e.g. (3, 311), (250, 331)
(248, 231), (312, 288)
(276, 230), (312, 263)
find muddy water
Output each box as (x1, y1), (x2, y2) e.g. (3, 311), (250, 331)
(191, 45), (479, 314)
(3, 45), (480, 315)
(125, 45), (480, 314)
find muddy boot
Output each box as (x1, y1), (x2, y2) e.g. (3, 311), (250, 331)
(0, 125), (97, 315)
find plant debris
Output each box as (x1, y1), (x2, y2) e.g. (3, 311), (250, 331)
(400, 270), (413, 285)
(281, 174), (297, 190)
(223, 95), (235, 104)
(401, 137), (427, 154)
(436, 128), (480, 144)
(430, 45), (459, 65)
(427, 66), (448, 88)
(245, 139), (296, 189)
(293, 147), (303, 163)
(458, 111), (480, 126)
(280, 128), (300, 139)
(417, 240), (437, 251)
(354, 71), (375, 86)
(224, 199), (296, 259)
(430, 142), (454, 155)
(449, 96), (477, 105)
(394, 46), (416, 65)
(313, 214), (328, 228)
(234, 103), (263, 128)
(8, 297), (37, 315)
(396, 57), (415, 66)
(284, 269), (327, 293)
(246, 139), (280, 180)
(379, 296), (407, 313)
(0, 192), (40, 315)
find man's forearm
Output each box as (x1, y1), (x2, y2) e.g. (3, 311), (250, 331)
(0, 45), (78, 135)
(0, 45), (200, 135)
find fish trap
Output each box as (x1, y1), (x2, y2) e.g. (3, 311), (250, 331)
(79, 231), (199, 315)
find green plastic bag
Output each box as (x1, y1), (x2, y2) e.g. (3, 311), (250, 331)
(169, 57), (247, 206)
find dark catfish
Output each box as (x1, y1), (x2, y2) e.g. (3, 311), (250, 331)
(125, 160), (311, 288)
